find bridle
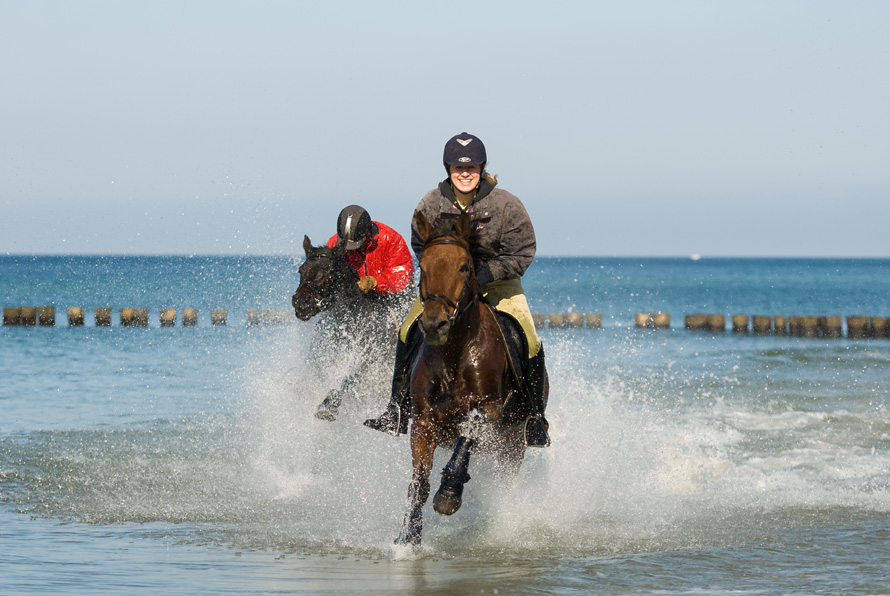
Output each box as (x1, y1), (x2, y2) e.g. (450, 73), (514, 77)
(419, 237), (478, 325)
(296, 253), (354, 308)
(297, 279), (325, 305)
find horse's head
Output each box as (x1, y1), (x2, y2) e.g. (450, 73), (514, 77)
(414, 211), (480, 345)
(292, 235), (360, 321)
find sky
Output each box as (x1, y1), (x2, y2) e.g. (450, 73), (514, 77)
(2, 0), (888, 257)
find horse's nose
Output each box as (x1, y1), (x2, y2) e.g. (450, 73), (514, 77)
(291, 291), (317, 320)
(419, 314), (449, 344)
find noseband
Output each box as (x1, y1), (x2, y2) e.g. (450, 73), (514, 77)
(419, 237), (478, 324)
(297, 279), (325, 304)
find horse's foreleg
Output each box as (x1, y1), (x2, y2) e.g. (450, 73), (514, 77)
(315, 370), (361, 421)
(396, 427), (435, 546)
(397, 474), (430, 546)
(433, 436), (474, 516)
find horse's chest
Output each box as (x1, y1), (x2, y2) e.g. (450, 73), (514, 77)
(420, 357), (499, 411)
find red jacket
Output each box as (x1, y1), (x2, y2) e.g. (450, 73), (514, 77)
(326, 221), (414, 295)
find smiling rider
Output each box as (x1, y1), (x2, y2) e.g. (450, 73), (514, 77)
(364, 132), (551, 447)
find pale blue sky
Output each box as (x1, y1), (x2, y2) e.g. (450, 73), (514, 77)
(2, 1), (888, 256)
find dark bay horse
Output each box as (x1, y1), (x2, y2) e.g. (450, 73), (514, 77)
(397, 211), (535, 546)
(291, 235), (407, 421)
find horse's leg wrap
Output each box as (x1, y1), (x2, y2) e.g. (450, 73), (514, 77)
(433, 436), (474, 516)
(397, 476), (430, 546)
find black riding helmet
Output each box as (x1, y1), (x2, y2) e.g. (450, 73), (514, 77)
(443, 132), (486, 174)
(336, 205), (372, 250)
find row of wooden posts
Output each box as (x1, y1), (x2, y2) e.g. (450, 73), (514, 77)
(681, 313), (890, 339)
(2, 307), (329, 327)
(542, 312), (890, 339)
(3, 307), (889, 339)
(2, 307), (226, 327)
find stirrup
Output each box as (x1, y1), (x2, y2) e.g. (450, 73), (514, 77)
(363, 404), (407, 436)
(524, 415), (551, 448)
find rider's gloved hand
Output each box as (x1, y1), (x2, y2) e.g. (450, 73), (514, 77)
(475, 264), (494, 287)
(357, 276), (378, 293)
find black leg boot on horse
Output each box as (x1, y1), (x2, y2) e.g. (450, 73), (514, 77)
(524, 346), (551, 447)
(433, 436), (474, 516)
(364, 326), (420, 435)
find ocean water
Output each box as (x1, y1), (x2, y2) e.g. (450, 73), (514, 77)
(1, 255), (889, 595)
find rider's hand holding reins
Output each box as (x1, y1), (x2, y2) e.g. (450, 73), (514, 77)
(357, 276), (378, 293)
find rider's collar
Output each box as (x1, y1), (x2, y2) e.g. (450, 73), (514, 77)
(439, 177), (495, 210)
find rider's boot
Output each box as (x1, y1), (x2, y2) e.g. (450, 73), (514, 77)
(523, 346), (551, 447)
(363, 329), (417, 435)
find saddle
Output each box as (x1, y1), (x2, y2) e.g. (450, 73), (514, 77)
(481, 301), (529, 396)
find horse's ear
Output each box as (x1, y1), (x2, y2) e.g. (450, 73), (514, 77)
(331, 238), (347, 258)
(303, 235), (313, 254)
(414, 211), (433, 244)
(454, 210), (472, 242)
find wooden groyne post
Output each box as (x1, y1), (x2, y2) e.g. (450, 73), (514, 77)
(819, 316), (843, 339)
(95, 307), (112, 327)
(121, 308), (149, 327)
(752, 315), (771, 335)
(636, 313), (670, 329)
(847, 316), (869, 339)
(20, 307), (37, 326)
(67, 307), (84, 326)
(707, 314), (726, 332)
(182, 308), (198, 326)
(37, 306), (55, 326)
(872, 316), (889, 339)
(685, 314), (708, 330)
(160, 309), (177, 327)
(3, 307), (22, 326)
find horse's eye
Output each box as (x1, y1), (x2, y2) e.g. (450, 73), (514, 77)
(459, 264), (469, 273)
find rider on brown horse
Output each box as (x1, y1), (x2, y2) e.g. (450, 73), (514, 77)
(364, 133), (551, 447)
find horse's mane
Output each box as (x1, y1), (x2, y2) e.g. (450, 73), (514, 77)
(422, 215), (472, 251)
(303, 240), (358, 278)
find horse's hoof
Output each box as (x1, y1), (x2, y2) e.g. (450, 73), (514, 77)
(315, 409), (336, 422)
(433, 485), (463, 516)
(394, 534), (421, 547)
(395, 528), (422, 546)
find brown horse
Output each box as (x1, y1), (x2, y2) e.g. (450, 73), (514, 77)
(397, 211), (535, 546)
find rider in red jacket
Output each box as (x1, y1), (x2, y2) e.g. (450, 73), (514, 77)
(326, 205), (414, 296)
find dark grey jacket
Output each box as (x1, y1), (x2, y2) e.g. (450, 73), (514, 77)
(410, 178), (537, 285)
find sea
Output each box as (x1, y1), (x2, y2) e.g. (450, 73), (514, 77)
(1, 255), (889, 595)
